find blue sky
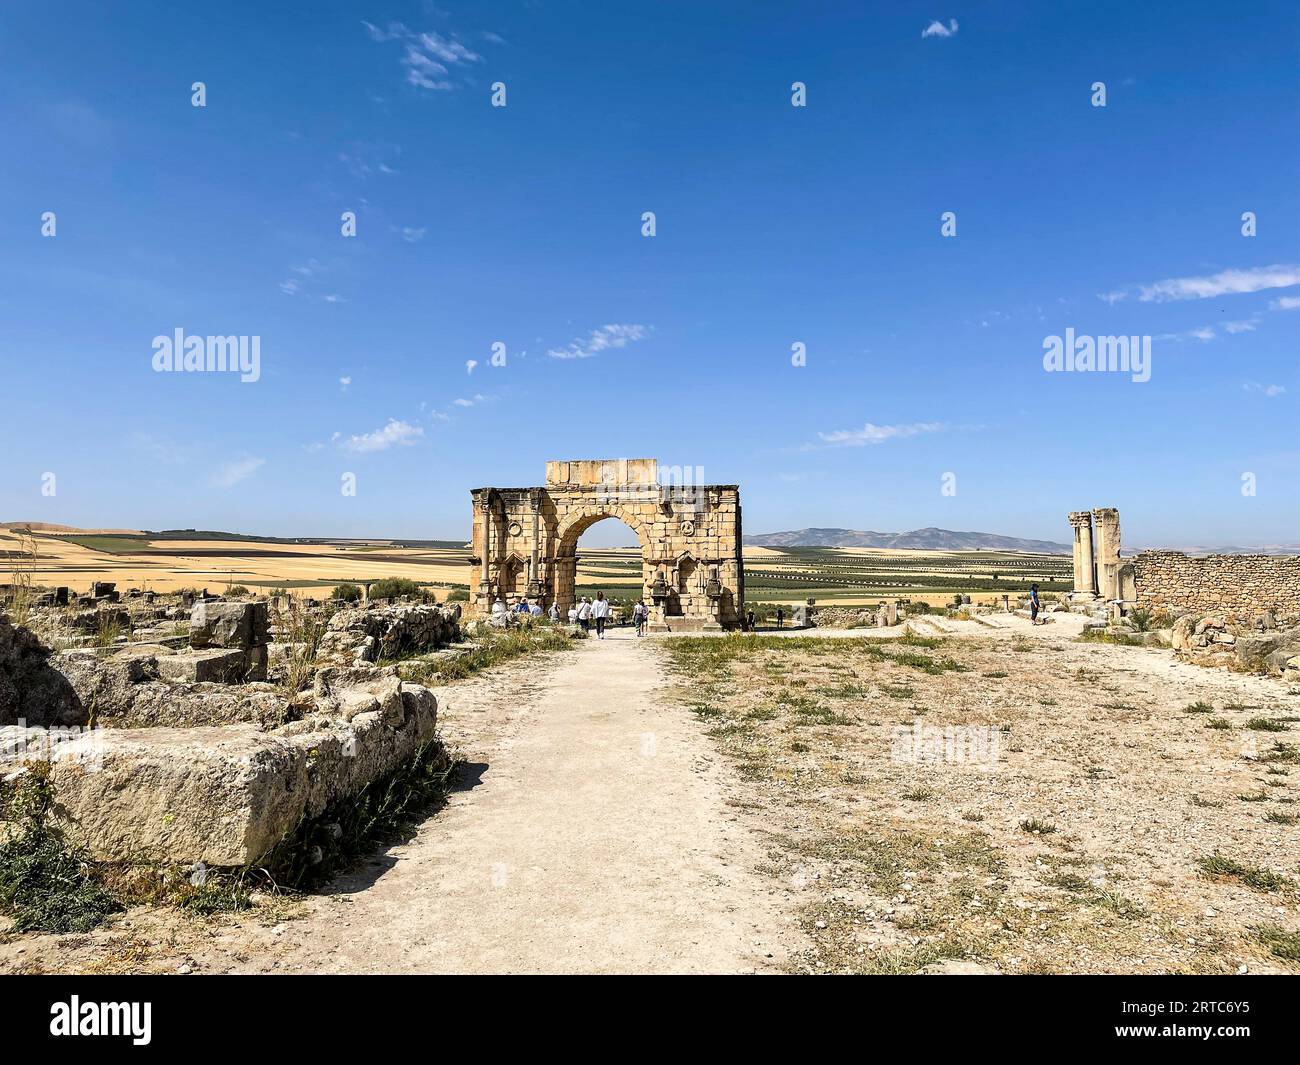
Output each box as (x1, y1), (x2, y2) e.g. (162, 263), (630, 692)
(1, 1), (1298, 548)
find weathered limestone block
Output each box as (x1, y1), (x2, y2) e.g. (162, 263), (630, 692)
(158, 648), (251, 684)
(190, 600), (268, 650)
(1170, 615), (1197, 651)
(314, 604), (460, 668)
(1, 677), (439, 866)
(1284, 656), (1300, 684)
(312, 667), (405, 726)
(0, 617), (86, 727)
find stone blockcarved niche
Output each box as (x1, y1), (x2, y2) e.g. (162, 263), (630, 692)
(508, 520), (522, 537)
(680, 518), (696, 536)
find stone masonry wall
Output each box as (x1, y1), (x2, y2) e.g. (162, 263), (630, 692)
(1133, 550), (1300, 626)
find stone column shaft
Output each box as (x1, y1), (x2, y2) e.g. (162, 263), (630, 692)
(1069, 511), (1097, 596)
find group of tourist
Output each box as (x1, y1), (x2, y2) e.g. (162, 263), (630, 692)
(489, 591), (652, 638)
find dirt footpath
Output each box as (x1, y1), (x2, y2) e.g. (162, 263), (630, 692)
(232, 627), (793, 974)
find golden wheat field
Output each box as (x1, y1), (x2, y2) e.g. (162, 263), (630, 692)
(1, 524), (1069, 606)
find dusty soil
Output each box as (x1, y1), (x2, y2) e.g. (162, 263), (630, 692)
(661, 612), (1300, 974)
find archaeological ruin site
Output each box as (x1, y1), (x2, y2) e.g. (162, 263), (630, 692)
(4, 6), (1300, 1035)
(3, 477), (1298, 902)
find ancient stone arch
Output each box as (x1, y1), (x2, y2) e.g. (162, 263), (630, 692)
(469, 459), (744, 630)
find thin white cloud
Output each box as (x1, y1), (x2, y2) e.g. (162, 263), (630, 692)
(1244, 381), (1287, 397)
(548, 323), (649, 360)
(362, 20), (409, 43)
(1271, 296), (1300, 311)
(1222, 318), (1259, 334)
(922, 19), (958, 38)
(213, 456), (265, 487)
(1115, 264), (1300, 303)
(342, 419), (424, 453)
(1155, 326), (1216, 343)
(339, 143), (400, 178)
(363, 22), (484, 91)
(816, 421), (946, 448)
(417, 32), (480, 65)
(339, 376), (352, 390)
(280, 258), (351, 302)
(400, 226), (427, 243)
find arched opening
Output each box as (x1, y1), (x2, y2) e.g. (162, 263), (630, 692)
(552, 511), (651, 622)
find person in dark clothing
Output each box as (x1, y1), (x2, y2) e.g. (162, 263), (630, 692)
(1029, 583), (1041, 625)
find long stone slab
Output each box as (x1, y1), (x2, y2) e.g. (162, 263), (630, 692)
(0, 678), (438, 867)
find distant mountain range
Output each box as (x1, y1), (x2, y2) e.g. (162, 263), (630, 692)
(743, 527), (1071, 554)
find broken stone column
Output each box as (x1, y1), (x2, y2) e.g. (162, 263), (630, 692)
(1093, 507), (1121, 602)
(1068, 511), (1098, 598)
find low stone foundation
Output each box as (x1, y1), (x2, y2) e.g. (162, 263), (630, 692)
(315, 603), (461, 668)
(0, 675), (441, 867)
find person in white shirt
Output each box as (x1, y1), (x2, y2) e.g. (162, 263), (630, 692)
(548, 601), (561, 622)
(632, 599), (648, 636)
(567, 604), (578, 624)
(590, 591), (611, 639)
(576, 597), (592, 633)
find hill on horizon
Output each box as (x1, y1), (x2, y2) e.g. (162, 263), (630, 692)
(744, 527), (1072, 554)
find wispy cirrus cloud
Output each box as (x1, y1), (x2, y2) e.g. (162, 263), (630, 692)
(1271, 295), (1300, 311)
(1244, 381), (1287, 398)
(548, 323), (649, 360)
(1156, 326), (1217, 343)
(922, 19), (959, 38)
(341, 419), (424, 454)
(339, 141), (400, 178)
(213, 456), (265, 487)
(362, 21), (484, 91)
(1103, 264), (1300, 304)
(814, 421), (947, 448)
(280, 258), (349, 303)
(1156, 317), (1259, 344)
(1222, 318), (1259, 334)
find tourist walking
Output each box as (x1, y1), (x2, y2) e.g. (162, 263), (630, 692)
(632, 599), (648, 637)
(567, 603), (578, 624)
(548, 601), (560, 622)
(1029, 583), (1041, 626)
(591, 591), (611, 639)
(776, 607), (785, 629)
(576, 596), (592, 633)
(746, 608), (755, 632)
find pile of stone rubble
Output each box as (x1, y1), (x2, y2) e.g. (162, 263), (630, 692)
(0, 591), (464, 867)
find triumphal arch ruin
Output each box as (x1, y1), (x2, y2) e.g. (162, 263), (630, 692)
(469, 459), (744, 630)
